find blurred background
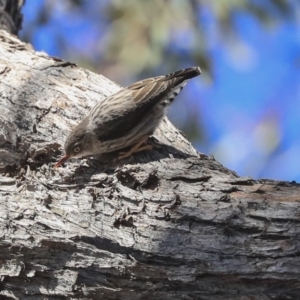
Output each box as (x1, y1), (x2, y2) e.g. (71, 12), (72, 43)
(21, 0), (300, 181)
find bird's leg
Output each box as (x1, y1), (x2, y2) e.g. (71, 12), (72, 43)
(118, 136), (153, 160)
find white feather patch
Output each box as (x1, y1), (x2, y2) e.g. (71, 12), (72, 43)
(160, 81), (187, 107)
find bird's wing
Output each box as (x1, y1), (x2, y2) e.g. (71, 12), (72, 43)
(91, 67), (201, 141)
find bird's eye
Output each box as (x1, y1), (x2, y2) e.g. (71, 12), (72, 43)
(74, 147), (81, 153)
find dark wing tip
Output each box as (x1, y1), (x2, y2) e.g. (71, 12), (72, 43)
(180, 66), (202, 78)
(189, 66), (202, 76)
(163, 66), (201, 82)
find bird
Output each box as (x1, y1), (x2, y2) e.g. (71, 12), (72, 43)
(54, 66), (201, 168)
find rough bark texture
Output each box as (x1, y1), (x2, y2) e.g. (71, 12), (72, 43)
(0, 30), (300, 300)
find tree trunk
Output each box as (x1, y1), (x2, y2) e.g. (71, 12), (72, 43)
(0, 30), (300, 300)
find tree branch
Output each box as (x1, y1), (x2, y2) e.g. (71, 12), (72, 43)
(0, 30), (299, 300)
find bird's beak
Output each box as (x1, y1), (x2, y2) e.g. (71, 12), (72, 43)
(54, 155), (70, 168)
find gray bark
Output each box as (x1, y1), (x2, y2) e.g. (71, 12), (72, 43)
(0, 30), (300, 300)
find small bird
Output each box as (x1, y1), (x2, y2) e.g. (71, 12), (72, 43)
(54, 66), (201, 168)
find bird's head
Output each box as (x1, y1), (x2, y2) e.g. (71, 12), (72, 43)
(54, 117), (91, 168)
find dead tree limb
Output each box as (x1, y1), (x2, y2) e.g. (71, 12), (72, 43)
(0, 30), (300, 300)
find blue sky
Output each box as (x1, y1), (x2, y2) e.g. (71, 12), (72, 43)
(204, 13), (300, 180)
(21, 1), (300, 181)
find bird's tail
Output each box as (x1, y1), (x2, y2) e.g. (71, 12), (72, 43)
(159, 66), (201, 106)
